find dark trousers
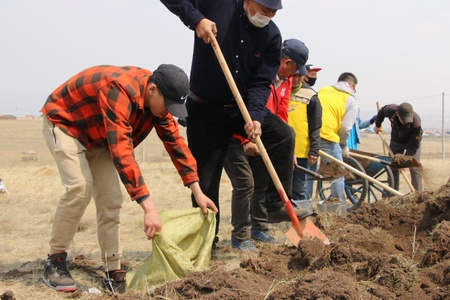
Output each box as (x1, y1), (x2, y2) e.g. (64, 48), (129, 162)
(186, 98), (295, 236)
(248, 155), (270, 232)
(223, 138), (254, 241)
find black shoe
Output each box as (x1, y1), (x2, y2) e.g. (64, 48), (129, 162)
(212, 236), (219, 249)
(103, 270), (127, 294)
(268, 205), (313, 223)
(43, 252), (77, 292)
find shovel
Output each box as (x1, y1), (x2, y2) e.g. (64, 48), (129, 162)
(376, 132), (416, 192)
(319, 150), (404, 197)
(349, 151), (418, 169)
(209, 34), (329, 246)
(294, 165), (333, 181)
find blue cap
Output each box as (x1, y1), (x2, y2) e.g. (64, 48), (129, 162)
(254, 0), (283, 10)
(282, 39), (309, 76)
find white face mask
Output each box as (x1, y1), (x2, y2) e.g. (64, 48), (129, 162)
(246, 2), (271, 28)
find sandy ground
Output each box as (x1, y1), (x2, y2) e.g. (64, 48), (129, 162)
(1, 119), (450, 299)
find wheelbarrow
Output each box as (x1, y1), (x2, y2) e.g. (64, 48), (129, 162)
(316, 150), (403, 211)
(294, 165), (334, 181)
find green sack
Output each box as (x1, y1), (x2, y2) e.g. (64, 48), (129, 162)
(128, 207), (216, 290)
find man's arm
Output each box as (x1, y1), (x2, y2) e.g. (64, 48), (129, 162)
(374, 104), (398, 134)
(306, 95), (322, 158)
(160, 0), (206, 30)
(338, 96), (358, 145)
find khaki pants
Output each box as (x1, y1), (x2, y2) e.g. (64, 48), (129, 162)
(43, 117), (124, 270)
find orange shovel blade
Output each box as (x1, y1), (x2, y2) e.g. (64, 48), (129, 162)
(285, 218), (330, 247)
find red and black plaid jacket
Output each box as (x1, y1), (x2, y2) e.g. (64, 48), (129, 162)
(41, 65), (198, 201)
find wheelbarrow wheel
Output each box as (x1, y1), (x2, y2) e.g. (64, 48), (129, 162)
(316, 156), (369, 211)
(366, 165), (395, 202)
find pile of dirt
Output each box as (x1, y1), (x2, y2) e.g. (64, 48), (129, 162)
(2, 183), (450, 299)
(317, 161), (352, 180)
(146, 182), (450, 300)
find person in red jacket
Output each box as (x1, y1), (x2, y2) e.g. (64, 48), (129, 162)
(40, 64), (217, 293)
(223, 39), (310, 252)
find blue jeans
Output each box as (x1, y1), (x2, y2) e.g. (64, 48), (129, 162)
(320, 139), (345, 201)
(292, 158), (317, 200)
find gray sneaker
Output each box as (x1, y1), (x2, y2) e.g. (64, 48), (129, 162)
(268, 205), (313, 223)
(43, 252), (77, 292)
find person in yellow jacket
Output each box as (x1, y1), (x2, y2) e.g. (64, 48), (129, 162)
(318, 72), (358, 202)
(288, 67), (322, 202)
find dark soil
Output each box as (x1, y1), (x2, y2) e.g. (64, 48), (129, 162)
(317, 161), (352, 180)
(148, 183), (450, 300)
(2, 183), (450, 299)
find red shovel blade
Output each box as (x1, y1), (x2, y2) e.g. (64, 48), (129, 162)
(282, 193), (330, 247)
(285, 218), (330, 247)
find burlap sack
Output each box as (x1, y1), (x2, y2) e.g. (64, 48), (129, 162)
(128, 207), (216, 290)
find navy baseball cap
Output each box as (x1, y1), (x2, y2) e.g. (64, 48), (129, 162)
(282, 39), (309, 76)
(255, 0), (283, 10)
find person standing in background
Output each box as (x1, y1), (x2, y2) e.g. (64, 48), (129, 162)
(223, 38), (311, 252)
(347, 110), (376, 150)
(374, 102), (423, 191)
(289, 65), (322, 202)
(318, 72), (358, 202)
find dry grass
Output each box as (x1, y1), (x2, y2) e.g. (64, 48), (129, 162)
(0, 119), (449, 299)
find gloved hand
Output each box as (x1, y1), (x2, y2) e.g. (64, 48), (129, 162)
(370, 115), (377, 124)
(341, 146), (349, 158)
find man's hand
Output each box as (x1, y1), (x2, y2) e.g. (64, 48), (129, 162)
(139, 196), (162, 240)
(374, 126), (382, 134)
(195, 18), (217, 44)
(308, 155), (318, 166)
(190, 182), (218, 217)
(244, 120), (262, 143)
(341, 146), (349, 158)
(243, 142), (259, 156)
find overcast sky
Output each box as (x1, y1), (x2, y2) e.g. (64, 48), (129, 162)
(1, 0), (449, 129)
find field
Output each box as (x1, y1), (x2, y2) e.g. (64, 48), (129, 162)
(1, 119), (450, 299)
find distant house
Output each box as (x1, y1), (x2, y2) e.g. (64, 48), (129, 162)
(0, 115), (16, 120)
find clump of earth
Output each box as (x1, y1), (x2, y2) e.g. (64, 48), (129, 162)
(2, 182), (450, 299)
(147, 182), (450, 300)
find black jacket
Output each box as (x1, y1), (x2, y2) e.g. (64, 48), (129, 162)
(375, 104), (423, 155)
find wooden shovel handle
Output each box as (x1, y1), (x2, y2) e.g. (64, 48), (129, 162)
(208, 34), (303, 236)
(377, 132), (416, 192)
(319, 150), (403, 196)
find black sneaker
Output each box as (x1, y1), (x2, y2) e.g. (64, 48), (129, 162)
(103, 270), (127, 294)
(43, 252), (77, 292)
